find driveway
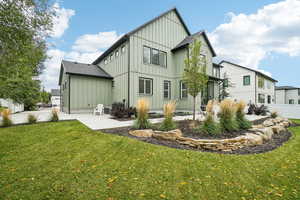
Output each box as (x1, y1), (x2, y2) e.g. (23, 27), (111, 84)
(4, 109), (267, 130)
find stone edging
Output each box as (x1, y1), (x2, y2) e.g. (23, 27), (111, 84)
(129, 117), (292, 152)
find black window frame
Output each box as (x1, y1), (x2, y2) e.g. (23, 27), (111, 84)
(298, 99), (300, 104)
(115, 50), (119, 57)
(289, 99), (294, 104)
(298, 89), (300, 96)
(121, 45), (126, 53)
(243, 75), (251, 86)
(180, 81), (188, 99)
(163, 80), (171, 99)
(143, 45), (167, 67)
(143, 46), (151, 64)
(139, 77), (153, 96)
(267, 95), (271, 104)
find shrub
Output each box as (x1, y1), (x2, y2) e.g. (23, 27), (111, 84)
(1, 109), (12, 127)
(160, 101), (177, 131)
(247, 104), (269, 116)
(235, 101), (252, 130)
(111, 102), (136, 118)
(270, 111), (278, 118)
(50, 108), (59, 122)
(219, 99), (238, 132)
(27, 114), (37, 124)
(197, 101), (220, 134)
(133, 98), (151, 129)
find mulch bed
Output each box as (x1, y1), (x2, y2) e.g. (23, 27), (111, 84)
(99, 117), (295, 155)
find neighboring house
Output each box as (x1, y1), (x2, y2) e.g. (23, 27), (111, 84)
(51, 89), (61, 107)
(0, 98), (24, 113)
(220, 61), (277, 105)
(275, 86), (300, 105)
(59, 8), (223, 114)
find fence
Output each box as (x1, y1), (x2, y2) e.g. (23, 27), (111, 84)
(0, 99), (24, 113)
(268, 104), (300, 119)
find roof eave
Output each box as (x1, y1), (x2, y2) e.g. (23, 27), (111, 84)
(66, 72), (113, 79)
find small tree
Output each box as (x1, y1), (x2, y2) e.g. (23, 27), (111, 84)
(183, 39), (208, 120)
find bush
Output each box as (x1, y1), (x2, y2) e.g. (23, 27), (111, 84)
(198, 113), (220, 135)
(1, 109), (12, 127)
(159, 101), (177, 131)
(247, 104), (269, 116)
(235, 101), (252, 130)
(111, 102), (136, 118)
(270, 111), (278, 118)
(219, 99), (238, 132)
(27, 114), (37, 124)
(50, 108), (59, 122)
(133, 99), (151, 129)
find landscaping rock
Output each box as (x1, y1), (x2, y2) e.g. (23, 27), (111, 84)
(245, 133), (264, 145)
(129, 129), (153, 137)
(262, 127), (274, 141)
(153, 129), (182, 141)
(263, 120), (274, 127)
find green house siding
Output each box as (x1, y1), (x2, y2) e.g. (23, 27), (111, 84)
(70, 75), (112, 113)
(60, 73), (69, 113)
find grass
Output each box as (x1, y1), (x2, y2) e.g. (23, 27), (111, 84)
(0, 120), (299, 200)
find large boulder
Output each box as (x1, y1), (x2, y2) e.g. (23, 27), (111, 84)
(245, 133), (264, 146)
(263, 119), (274, 127)
(262, 127), (273, 141)
(152, 129), (182, 141)
(129, 129), (153, 137)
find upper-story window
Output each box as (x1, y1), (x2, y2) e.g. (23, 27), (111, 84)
(243, 75), (250, 86)
(110, 54), (113, 61)
(298, 89), (300, 96)
(104, 59), (108, 65)
(121, 45), (126, 53)
(213, 66), (220, 78)
(298, 99), (300, 104)
(267, 80), (271, 89)
(258, 76), (265, 88)
(115, 50), (119, 57)
(143, 46), (167, 67)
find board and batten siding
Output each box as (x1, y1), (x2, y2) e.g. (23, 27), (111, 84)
(60, 72), (69, 113)
(70, 75), (112, 113)
(96, 41), (129, 104)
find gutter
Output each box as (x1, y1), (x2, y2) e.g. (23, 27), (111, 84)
(68, 75), (71, 114)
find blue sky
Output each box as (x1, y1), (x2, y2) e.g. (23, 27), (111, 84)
(42, 0), (300, 90)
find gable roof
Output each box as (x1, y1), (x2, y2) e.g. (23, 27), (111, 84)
(51, 89), (60, 96)
(219, 60), (278, 83)
(92, 7), (190, 65)
(171, 31), (217, 57)
(59, 60), (112, 85)
(276, 86), (300, 90)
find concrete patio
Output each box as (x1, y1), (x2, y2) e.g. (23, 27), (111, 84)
(3, 108), (267, 130)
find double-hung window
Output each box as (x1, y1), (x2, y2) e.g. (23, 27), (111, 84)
(139, 77), (152, 95)
(143, 46), (167, 67)
(163, 81), (171, 99)
(180, 81), (188, 99)
(258, 94), (265, 103)
(243, 75), (250, 86)
(258, 76), (265, 88)
(289, 99), (295, 104)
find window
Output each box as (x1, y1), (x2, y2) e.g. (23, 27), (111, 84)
(258, 76), (265, 88)
(163, 81), (171, 99)
(258, 94), (265, 103)
(121, 45), (126, 53)
(180, 81), (188, 99)
(151, 48), (159, 65)
(139, 77), (152, 95)
(213, 66), (220, 78)
(110, 54), (113, 61)
(143, 46), (167, 67)
(298, 89), (300, 96)
(289, 99), (294, 104)
(243, 75), (250, 86)
(267, 81), (271, 89)
(104, 59), (108, 65)
(267, 95), (271, 104)
(115, 50), (119, 57)
(143, 46), (151, 64)
(298, 99), (300, 104)
(224, 79), (229, 87)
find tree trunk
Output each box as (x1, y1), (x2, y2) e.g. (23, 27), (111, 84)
(193, 96), (196, 121)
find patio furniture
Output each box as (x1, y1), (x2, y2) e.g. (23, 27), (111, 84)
(93, 104), (104, 115)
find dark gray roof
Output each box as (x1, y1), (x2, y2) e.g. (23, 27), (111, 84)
(213, 63), (223, 68)
(92, 7), (191, 65)
(219, 60), (278, 82)
(171, 31), (217, 57)
(59, 60), (112, 85)
(51, 89), (60, 96)
(276, 86), (300, 90)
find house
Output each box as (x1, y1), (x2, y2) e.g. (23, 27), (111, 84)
(59, 8), (223, 114)
(0, 98), (24, 113)
(219, 61), (277, 105)
(51, 89), (61, 107)
(275, 86), (300, 104)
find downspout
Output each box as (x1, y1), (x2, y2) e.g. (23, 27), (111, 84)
(68, 75), (71, 114)
(255, 74), (257, 104)
(127, 38), (130, 108)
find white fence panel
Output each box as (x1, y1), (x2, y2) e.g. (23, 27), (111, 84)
(0, 98), (24, 113)
(268, 104), (300, 119)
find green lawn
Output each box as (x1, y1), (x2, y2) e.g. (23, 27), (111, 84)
(0, 120), (299, 200)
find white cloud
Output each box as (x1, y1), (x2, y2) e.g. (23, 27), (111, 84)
(72, 31), (121, 52)
(210, 0), (300, 73)
(41, 31), (121, 90)
(50, 2), (75, 38)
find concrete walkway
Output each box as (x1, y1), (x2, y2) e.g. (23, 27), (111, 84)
(3, 108), (267, 130)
